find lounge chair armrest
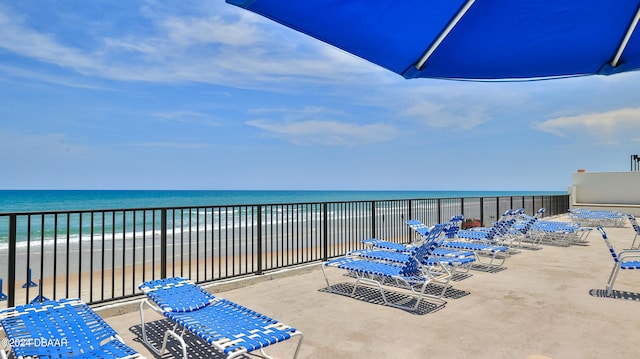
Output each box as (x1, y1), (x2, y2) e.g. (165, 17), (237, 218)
(617, 250), (640, 260)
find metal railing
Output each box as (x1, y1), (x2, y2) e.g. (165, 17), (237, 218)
(631, 154), (640, 171)
(0, 194), (569, 307)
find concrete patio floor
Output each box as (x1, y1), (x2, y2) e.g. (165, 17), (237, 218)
(98, 216), (640, 358)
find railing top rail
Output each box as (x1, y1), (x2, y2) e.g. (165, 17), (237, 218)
(0, 194), (566, 217)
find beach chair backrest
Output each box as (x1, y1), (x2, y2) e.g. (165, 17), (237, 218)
(626, 214), (640, 235)
(598, 226), (619, 263)
(415, 225), (445, 259)
(401, 224), (445, 275)
(516, 216), (538, 234)
(424, 223), (445, 242)
(140, 277), (217, 312)
(445, 215), (464, 238)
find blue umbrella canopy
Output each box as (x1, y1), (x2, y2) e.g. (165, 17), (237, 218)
(226, 0), (640, 81)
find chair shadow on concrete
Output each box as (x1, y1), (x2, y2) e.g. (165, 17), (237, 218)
(470, 263), (507, 273)
(129, 318), (255, 359)
(319, 282), (450, 315)
(342, 273), (471, 299)
(589, 288), (640, 301)
(450, 272), (473, 281)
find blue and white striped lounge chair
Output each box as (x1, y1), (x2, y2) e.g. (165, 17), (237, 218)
(406, 219), (434, 240)
(138, 277), (303, 359)
(455, 211), (521, 247)
(570, 209), (626, 227)
(0, 298), (144, 359)
(501, 211), (541, 249)
(349, 244), (475, 278)
(357, 223), (476, 274)
(440, 241), (510, 267)
(531, 220), (592, 246)
(363, 222), (471, 256)
(322, 234), (450, 312)
(510, 208), (545, 247)
(458, 209), (537, 251)
(598, 226), (640, 296)
(407, 218), (510, 267)
(625, 213), (640, 249)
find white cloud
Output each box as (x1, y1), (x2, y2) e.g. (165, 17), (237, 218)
(0, 2), (378, 90)
(246, 119), (400, 146)
(532, 107), (640, 143)
(0, 64), (110, 90)
(0, 8), (99, 71)
(401, 98), (489, 130)
(160, 15), (261, 47)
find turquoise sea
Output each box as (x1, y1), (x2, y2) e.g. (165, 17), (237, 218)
(0, 190), (565, 247)
(0, 190), (565, 213)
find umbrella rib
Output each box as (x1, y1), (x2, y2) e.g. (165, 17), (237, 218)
(610, 3), (640, 68)
(414, 0), (476, 71)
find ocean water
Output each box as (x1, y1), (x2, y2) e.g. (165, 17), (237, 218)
(0, 190), (565, 213)
(0, 190), (565, 247)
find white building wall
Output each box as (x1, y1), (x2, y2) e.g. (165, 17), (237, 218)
(570, 171), (640, 215)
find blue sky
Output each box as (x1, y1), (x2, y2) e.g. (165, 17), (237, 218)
(1, 1), (639, 191)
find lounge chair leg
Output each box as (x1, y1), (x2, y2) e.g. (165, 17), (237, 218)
(321, 263), (332, 288)
(606, 264), (621, 296)
(139, 300), (163, 356)
(258, 348), (275, 359)
(252, 330), (303, 359)
(163, 324), (188, 358)
(140, 299), (188, 357)
(291, 331), (304, 359)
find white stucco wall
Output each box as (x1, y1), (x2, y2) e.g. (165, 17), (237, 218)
(570, 171), (640, 215)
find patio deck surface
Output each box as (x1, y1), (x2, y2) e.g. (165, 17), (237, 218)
(98, 216), (640, 358)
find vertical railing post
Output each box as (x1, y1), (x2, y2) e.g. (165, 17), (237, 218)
(322, 203), (328, 261)
(257, 205), (263, 275)
(8, 214), (16, 307)
(460, 197), (465, 218)
(407, 200), (412, 239)
(370, 201), (376, 239)
(437, 198), (442, 224)
(160, 209), (167, 280)
(479, 197), (484, 227)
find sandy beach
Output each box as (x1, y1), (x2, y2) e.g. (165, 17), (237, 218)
(75, 214), (640, 358)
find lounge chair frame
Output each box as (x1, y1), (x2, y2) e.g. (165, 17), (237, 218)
(570, 209), (626, 227)
(625, 213), (640, 249)
(530, 221), (592, 246)
(408, 217), (510, 267)
(322, 257), (449, 312)
(357, 223), (475, 276)
(139, 277), (303, 359)
(598, 226), (640, 296)
(0, 298), (143, 359)
(322, 231), (450, 312)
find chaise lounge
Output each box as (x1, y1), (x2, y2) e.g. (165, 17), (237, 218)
(0, 298), (144, 359)
(139, 277), (304, 359)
